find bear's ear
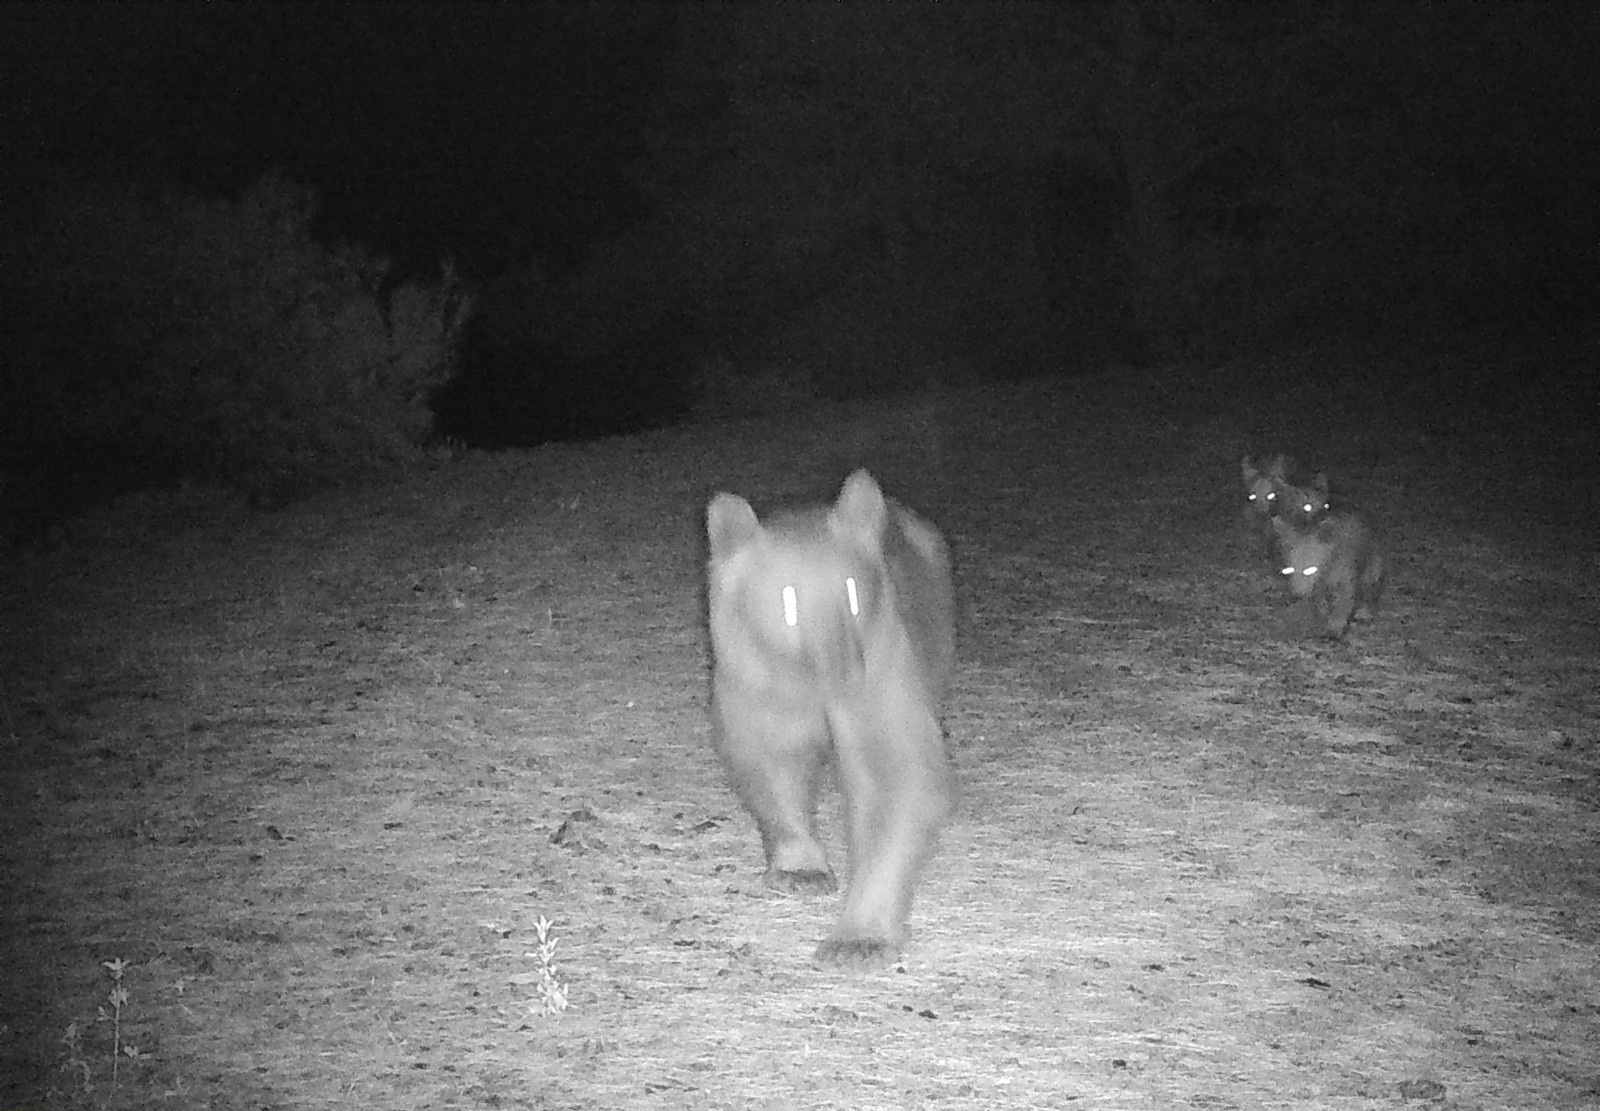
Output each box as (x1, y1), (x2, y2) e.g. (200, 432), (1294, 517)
(707, 493), (762, 560)
(1271, 515), (1295, 542)
(832, 469), (887, 537)
(1240, 456), (1257, 483)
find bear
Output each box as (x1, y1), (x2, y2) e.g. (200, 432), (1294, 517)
(1273, 512), (1385, 639)
(705, 469), (956, 970)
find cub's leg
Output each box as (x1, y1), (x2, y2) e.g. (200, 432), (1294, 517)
(816, 688), (955, 970)
(1355, 551), (1385, 620)
(712, 682), (837, 894)
(1323, 574), (1356, 638)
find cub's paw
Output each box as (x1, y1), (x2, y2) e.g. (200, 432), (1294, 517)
(765, 868), (838, 895)
(813, 934), (902, 972)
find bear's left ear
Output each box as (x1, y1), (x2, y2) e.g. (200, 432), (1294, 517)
(832, 469), (887, 537)
(707, 493), (762, 561)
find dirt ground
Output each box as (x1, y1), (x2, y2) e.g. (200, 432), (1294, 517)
(3, 351), (1596, 1110)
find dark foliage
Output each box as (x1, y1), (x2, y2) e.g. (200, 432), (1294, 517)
(1, 173), (469, 543)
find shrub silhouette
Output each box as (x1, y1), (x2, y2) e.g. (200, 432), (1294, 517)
(2, 171), (470, 540)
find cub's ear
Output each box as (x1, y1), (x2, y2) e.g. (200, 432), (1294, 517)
(707, 493), (762, 560)
(1240, 456), (1258, 483)
(1267, 454), (1292, 480)
(1271, 515), (1296, 542)
(1310, 471), (1329, 492)
(832, 469), (887, 537)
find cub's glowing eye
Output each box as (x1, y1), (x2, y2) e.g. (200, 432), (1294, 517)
(782, 585), (798, 627)
(1281, 567), (1294, 577)
(845, 576), (859, 617)
(1247, 492), (1258, 503)
(1266, 491), (1277, 502)
(1302, 566), (1319, 577)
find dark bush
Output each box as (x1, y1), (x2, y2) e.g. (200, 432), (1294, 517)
(1, 172), (470, 540)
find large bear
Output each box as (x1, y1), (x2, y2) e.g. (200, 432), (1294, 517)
(705, 470), (956, 969)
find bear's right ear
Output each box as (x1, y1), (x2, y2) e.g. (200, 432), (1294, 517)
(833, 469), (887, 536)
(707, 493), (762, 560)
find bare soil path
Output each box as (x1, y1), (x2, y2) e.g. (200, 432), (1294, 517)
(3, 354), (1596, 1109)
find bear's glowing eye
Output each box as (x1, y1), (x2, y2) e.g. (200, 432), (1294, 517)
(1266, 491), (1277, 502)
(1302, 566), (1319, 577)
(782, 585), (798, 627)
(1247, 492), (1258, 503)
(1281, 566), (1294, 577)
(845, 576), (859, 617)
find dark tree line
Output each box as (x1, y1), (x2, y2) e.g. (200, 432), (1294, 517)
(443, 1), (1596, 441)
(3, 2), (1595, 489)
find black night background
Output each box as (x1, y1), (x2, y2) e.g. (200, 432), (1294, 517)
(3, 1), (1596, 529)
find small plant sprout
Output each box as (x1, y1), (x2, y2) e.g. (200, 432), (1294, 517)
(100, 957), (142, 1090)
(54, 1021), (93, 1102)
(531, 915), (569, 1017)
